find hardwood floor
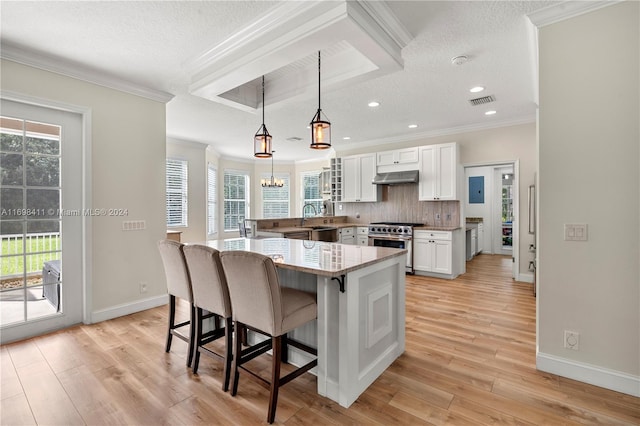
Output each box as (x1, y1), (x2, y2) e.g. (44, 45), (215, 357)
(2, 254), (639, 425)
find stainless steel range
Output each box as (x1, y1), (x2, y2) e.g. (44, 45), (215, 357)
(368, 222), (423, 274)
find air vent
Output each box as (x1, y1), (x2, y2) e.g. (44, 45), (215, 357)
(468, 95), (495, 106)
(286, 136), (303, 141)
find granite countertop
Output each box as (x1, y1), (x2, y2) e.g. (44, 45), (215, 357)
(264, 222), (369, 234)
(206, 237), (406, 277)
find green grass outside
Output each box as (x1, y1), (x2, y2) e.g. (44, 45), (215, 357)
(1, 236), (60, 277)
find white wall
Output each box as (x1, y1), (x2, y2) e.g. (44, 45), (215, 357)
(537, 1), (639, 395)
(1, 59), (168, 318)
(166, 138), (207, 243)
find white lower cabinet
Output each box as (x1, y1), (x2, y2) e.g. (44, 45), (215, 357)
(414, 230), (452, 275)
(339, 227), (355, 245)
(356, 227), (369, 246)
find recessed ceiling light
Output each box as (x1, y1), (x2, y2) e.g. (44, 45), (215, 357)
(470, 86), (485, 93)
(485, 110), (497, 115)
(343, 136), (351, 140)
(451, 55), (468, 65)
(368, 101), (380, 107)
(408, 124), (418, 128)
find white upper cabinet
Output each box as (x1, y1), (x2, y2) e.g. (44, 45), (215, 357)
(418, 142), (458, 201)
(343, 153), (379, 202)
(376, 147), (419, 169)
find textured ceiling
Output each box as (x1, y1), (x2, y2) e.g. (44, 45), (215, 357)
(0, 1), (559, 162)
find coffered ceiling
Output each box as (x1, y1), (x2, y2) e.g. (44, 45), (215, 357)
(1, 1), (572, 162)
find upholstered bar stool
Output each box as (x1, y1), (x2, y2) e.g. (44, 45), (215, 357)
(219, 251), (318, 424)
(182, 244), (233, 391)
(157, 239), (195, 367)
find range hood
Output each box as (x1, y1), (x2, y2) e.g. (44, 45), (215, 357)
(372, 170), (419, 185)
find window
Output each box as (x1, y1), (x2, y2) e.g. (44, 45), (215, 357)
(301, 170), (323, 215)
(166, 159), (188, 227)
(262, 173), (290, 218)
(207, 163), (217, 235)
(224, 170), (249, 232)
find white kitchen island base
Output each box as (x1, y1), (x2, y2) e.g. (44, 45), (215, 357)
(207, 238), (406, 408)
(318, 255), (405, 407)
(278, 255), (406, 407)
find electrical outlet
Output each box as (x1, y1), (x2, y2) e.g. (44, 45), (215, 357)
(564, 330), (579, 350)
(140, 282), (148, 294)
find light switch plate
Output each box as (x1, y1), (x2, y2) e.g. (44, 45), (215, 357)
(564, 224), (588, 241)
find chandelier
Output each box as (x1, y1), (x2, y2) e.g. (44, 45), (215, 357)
(261, 150), (284, 188)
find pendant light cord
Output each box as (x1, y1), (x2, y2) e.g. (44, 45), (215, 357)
(262, 75), (266, 125)
(317, 51), (321, 111)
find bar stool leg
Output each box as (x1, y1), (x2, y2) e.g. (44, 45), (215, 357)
(268, 335), (282, 424)
(166, 295), (176, 352)
(230, 321), (243, 396)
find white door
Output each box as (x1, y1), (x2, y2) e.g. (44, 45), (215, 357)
(1, 99), (84, 343)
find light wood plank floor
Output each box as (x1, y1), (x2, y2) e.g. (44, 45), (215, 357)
(2, 254), (639, 425)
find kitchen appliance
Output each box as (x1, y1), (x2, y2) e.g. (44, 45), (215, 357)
(372, 170), (419, 185)
(368, 222), (423, 273)
(322, 198), (334, 216)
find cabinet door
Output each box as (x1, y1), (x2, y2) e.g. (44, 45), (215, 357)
(432, 240), (452, 274)
(418, 146), (437, 200)
(437, 143), (457, 200)
(342, 156), (360, 202)
(413, 238), (429, 271)
(341, 235), (356, 245)
(377, 151), (396, 166)
(397, 147), (419, 164)
(359, 154), (378, 202)
(357, 236), (368, 246)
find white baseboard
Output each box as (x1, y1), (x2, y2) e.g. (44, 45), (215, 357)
(517, 271), (534, 283)
(90, 294), (168, 324)
(537, 352), (640, 397)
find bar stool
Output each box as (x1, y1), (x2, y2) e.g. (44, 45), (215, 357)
(219, 251), (318, 424)
(157, 239), (195, 367)
(182, 244), (233, 391)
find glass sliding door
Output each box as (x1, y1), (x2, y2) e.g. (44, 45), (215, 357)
(0, 99), (83, 342)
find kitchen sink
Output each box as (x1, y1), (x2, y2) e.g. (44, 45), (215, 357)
(309, 226), (338, 242)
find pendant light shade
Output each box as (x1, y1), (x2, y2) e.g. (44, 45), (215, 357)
(261, 150), (284, 188)
(254, 76), (272, 158)
(310, 51), (331, 149)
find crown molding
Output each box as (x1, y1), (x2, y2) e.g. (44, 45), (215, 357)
(527, 1), (622, 28)
(187, 0), (411, 111)
(1, 43), (174, 103)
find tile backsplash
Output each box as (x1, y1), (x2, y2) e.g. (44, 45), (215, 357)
(339, 184), (460, 226)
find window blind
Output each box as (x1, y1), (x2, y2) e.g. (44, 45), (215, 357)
(262, 173), (290, 219)
(166, 159), (188, 227)
(224, 170), (249, 232)
(207, 163), (217, 235)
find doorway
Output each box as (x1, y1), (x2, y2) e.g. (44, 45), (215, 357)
(464, 161), (519, 279)
(0, 99), (85, 343)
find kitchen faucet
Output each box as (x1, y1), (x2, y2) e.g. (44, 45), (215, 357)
(301, 203), (318, 226)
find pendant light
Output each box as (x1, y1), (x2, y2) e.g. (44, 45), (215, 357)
(310, 51), (331, 149)
(261, 150), (284, 188)
(254, 75), (272, 158)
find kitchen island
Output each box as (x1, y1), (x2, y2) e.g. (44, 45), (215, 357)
(206, 237), (406, 407)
